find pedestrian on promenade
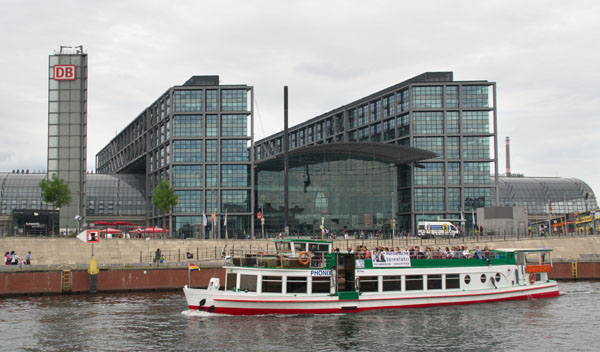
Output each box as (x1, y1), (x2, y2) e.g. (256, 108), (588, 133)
(154, 248), (161, 265)
(26, 251), (31, 265)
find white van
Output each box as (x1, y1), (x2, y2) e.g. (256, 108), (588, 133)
(417, 221), (461, 238)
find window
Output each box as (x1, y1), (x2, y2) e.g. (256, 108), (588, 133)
(287, 276), (307, 293)
(206, 115), (218, 137)
(221, 165), (249, 187)
(446, 86), (459, 108)
(495, 273), (501, 283)
(173, 165), (202, 187)
(413, 86), (442, 109)
(173, 115), (202, 137)
(312, 276), (330, 293)
(413, 112), (443, 134)
(359, 276), (378, 292)
(427, 275), (442, 290)
(415, 188), (445, 212)
(413, 162), (445, 185)
(175, 190), (203, 213)
(464, 274), (471, 285)
(462, 111), (489, 133)
(463, 137), (490, 159)
(464, 162), (491, 184)
(446, 274), (460, 289)
(221, 190), (250, 212)
(221, 89), (247, 111)
(221, 140), (248, 161)
(174, 90), (203, 112)
(205, 165), (217, 187)
(413, 137), (444, 160)
(239, 274), (257, 292)
(398, 114), (410, 137)
(206, 89), (218, 111)
(206, 140), (218, 162)
(262, 276), (282, 293)
(173, 140), (202, 162)
(480, 274), (487, 283)
(447, 137), (460, 160)
(226, 273), (237, 290)
(448, 188), (462, 211)
(221, 115), (247, 136)
(446, 111), (459, 134)
(462, 85), (489, 108)
(383, 119), (395, 141)
(397, 89), (409, 112)
(382, 275), (402, 291)
(405, 275), (423, 291)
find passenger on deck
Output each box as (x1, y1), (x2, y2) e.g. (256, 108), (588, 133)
(462, 246), (470, 258)
(474, 246), (482, 259)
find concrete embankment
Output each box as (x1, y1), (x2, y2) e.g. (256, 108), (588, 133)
(1, 235), (600, 297)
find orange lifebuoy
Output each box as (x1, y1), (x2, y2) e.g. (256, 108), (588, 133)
(298, 251), (310, 265)
(529, 273), (536, 284)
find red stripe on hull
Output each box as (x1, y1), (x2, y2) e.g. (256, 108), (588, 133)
(187, 289), (559, 315)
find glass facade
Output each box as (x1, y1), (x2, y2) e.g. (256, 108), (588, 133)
(256, 159), (397, 236)
(255, 72), (497, 235)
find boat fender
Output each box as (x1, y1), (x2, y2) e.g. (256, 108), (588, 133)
(208, 305), (215, 313)
(199, 298), (206, 308)
(355, 277), (360, 290)
(298, 251), (310, 265)
(529, 273), (535, 284)
(490, 277), (497, 289)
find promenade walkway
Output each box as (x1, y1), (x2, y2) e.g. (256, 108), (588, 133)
(1, 233), (600, 267)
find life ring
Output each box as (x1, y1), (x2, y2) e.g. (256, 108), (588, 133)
(529, 273), (535, 284)
(298, 251), (310, 265)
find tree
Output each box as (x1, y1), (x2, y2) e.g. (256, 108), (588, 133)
(151, 180), (179, 239)
(39, 174), (72, 235)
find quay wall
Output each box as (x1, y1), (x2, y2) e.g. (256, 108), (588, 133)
(0, 262), (598, 297)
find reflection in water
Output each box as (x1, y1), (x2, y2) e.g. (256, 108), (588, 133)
(0, 282), (599, 351)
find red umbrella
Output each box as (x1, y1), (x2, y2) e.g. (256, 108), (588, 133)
(142, 227), (168, 233)
(94, 221), (113, 226)
(113, 221), (135, 226)
(100, 228), (123, 234)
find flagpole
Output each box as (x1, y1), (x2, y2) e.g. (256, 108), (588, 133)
(188, 265), (190, 287)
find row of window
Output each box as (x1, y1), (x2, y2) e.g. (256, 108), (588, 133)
(173, 114), (248, 137)
(172, 165), (249, 188)
(228, 272), (501, 294)
(173, 89), (248, 113)
(173, 189), (250, 213)
(413, 187), (492, 212)
(413, 162), (492, 185)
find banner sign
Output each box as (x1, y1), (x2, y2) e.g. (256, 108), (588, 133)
(372, 251), (411, 267)
(310, 270), (331, 277)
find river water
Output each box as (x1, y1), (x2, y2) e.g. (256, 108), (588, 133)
(0, 281), (598, 351)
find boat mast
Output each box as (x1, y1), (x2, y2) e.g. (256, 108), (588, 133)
(283, 86), (289, 236)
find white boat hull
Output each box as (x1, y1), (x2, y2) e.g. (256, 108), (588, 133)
(184, 282), (559, 315)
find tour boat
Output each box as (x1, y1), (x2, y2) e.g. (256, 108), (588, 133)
(183, 239), (559, 315)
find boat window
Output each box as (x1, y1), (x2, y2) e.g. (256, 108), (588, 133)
(480, 274), (487, 283)
(239, 274), (257, 292)
(294, 243), (305, 252)
(262, 276), (282, 293)
(287, 276), (307, 294)
(446, 274), (460, 289)
(464, 274), (471, 285)
(427, 274), (442, 290)
(382, 275), (402, 292)
(226, 273), (237, 291)
(317, 244), (330, 253)
(405, 275), (424, 291)
(312, 276), (330, 293)
(495, 273), (501, 283)
(276, 242), (291, 253)
(359, 276), (378, 292)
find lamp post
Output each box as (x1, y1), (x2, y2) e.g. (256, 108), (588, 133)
(391, 191), (395, 241)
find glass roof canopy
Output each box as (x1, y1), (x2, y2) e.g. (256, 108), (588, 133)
(256, 143), (437, 171)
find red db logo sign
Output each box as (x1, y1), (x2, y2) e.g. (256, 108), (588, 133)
(53, 65), (76, 80)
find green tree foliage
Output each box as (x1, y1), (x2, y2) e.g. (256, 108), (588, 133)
(39, 174), (72, 235)
(151, 180), (179, 238)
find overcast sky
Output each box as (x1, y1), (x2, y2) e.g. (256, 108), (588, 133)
(0, 0), (598, 198)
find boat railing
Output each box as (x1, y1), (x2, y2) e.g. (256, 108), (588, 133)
(228, 250), (329, 269)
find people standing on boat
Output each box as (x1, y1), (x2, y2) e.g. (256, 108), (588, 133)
(364, 247), (371, 260)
